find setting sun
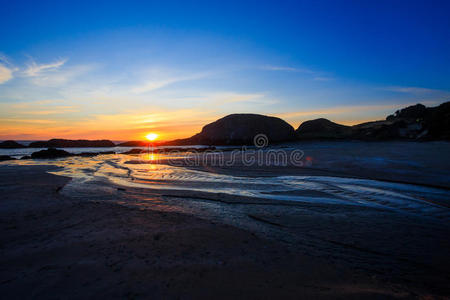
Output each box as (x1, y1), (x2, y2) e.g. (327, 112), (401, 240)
(146, 133), (158, 141)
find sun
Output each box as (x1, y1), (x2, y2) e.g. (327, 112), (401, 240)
(146, 133), (158, 141)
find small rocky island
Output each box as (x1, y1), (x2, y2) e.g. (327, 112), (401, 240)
(0, 140), (26, 148)
(28, 139), (116, 148)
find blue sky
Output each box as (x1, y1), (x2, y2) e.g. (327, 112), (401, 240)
(0, 0), (449, 140)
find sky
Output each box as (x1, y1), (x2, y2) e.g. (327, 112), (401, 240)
(0, 0), (449, 141)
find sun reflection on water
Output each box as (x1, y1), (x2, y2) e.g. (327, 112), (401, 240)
(1, 152), (449, 219)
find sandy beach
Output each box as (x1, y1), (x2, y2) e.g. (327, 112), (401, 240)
(1, 144), (450, 299)
(3, 1), (450, 298)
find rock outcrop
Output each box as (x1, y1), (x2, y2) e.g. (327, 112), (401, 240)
(409, 102), (450, 140)
(295, 102), (450, 141)
(0, 155), (16, 161)
(352, 102), (450, 140)
(29, 139), (116, 148)
(31, 149), (72, 159)
(30, 149), (116, 159)
(0, 140), (26, 148)
(122, 148), (144, 154)
(77, 151), (116, 157)
(116, 141), (149, 147)
(169, 114), (296, 145)
(296, 118), (353, 140)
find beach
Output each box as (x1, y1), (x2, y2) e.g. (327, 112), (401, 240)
(3, 1), (450, 298)
(1, 142), (450, 298)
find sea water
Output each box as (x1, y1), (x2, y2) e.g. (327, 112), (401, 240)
(2, 145), (449, 219)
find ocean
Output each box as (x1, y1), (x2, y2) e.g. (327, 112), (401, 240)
(1, 141), (449, 220)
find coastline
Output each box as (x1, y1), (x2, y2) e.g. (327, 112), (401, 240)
(1, 164), (449, 298)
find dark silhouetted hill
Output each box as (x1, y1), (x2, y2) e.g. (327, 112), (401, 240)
(0, 140), (26, 148)
(295, 102), (449, 141)
(116, 141), (149, 147)
(296, 118), (353, 140)
(28, 139), (116, 148)
(166, 114), (296, 145)
(352, 102), (450, 140)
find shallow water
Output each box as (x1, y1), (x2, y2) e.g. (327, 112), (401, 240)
(0, 145), (218, 159)
(3, 151), (449, 219)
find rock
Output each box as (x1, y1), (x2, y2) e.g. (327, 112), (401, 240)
(296, 118), (353, 139)
(21, 156), (31, 159)
(122, 149), (144, 154)
(169, 114), (296, 145)
(29, 139), (116, 148)
(351, 120), (411, 140)
(422, 101), (450, 140)
(0, 155), (16, 161)
(76, 152), (100, 157)
(0, 140), (26, 148)
(75, 151), (116, 157)
(100, 151), (115, 155)
(31, 148), (72, 159)
(116, 141), (149, 147)
(295, 102), (450, 141)
(386, 103), (427, 120)
(372, 101), (450, 140)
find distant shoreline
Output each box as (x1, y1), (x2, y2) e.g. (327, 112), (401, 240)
(2, 101), (449, 148)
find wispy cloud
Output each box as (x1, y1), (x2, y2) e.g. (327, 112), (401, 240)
(132, 78), (183, 93)
(207, 92), (280, 106)
(262, 66), (299, 72)
(0, 100), (79, 117)
(278, 103), (404, 119)
(0, 56), (93, 87)
(0, 53), (12, 65)
(8, 99), (56, 109)
(61, 108), (218, 140)
(312, 76), (333, 81)
(0, 53), (14, 84)
(0, 118), (57, 124)
(23, 106), (79, 115)
(379, 85), (450, 96)
(165, 92), (276, 106)
(213, 93), (265, 104)
(23, 58), (67, 77)
(29, 64), (93, 87)
(261, 65), (333, 81)
(0, 64), (13, 84)
(132, 72), (208, 94)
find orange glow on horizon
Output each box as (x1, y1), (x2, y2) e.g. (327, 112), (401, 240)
(0, 104), (216, 141)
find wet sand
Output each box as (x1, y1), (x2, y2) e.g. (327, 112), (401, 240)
(158, 141), (450, 189)
(1, 163), (450, 298)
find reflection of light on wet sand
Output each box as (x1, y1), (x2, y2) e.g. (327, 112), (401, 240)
(2, 153), (449, 218)
(148, 153), (155, 161)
